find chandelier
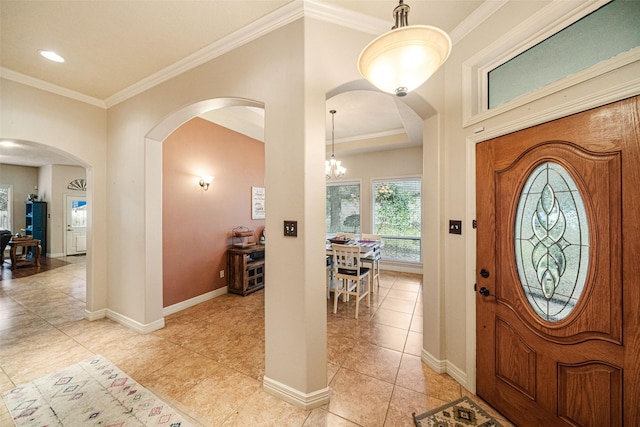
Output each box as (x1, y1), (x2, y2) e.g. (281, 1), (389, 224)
(358, 0), (451, 97)
(325, 109), (346, 179)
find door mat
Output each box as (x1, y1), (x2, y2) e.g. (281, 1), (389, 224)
(413, 396), (504, 427)
(2, 354), (192, 426)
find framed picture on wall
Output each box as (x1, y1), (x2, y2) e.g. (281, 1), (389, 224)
(252, 186), (265, 219)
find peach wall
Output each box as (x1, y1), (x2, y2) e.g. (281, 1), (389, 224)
(162, 117), (264, 307)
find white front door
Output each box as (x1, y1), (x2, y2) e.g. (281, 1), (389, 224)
(65, 195), (87, 255)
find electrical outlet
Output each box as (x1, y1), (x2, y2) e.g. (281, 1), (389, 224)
(219, 270), (224, 278)
(284, 220), (297, 237)
(449, 220), (462, 235)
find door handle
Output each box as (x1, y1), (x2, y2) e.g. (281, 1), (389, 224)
(479, 287), (491, 297)
(479, 269), (490, 278)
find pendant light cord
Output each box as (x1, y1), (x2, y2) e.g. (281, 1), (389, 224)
(330, 109), (336, 156)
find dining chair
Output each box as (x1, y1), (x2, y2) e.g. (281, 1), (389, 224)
(326, 255), (333, 299)
(331, 243), (370, 319)
(360, 233), (381, 293)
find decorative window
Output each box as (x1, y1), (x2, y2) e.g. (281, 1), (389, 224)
(373, 178), (421, 263)
(488, 0), (640, 109)
(463, 0), (640, 126)
(514, 162), (589, 322)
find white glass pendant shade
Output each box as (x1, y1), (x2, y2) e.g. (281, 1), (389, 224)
(358, 25), (451, 96)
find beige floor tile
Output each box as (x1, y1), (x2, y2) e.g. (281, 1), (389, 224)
(179, 371), (262, 425)
(409, 314), (423, 333)
(328, 367), (394, 427)
(379, 297), (416, 314)
(141, 352), (225, 397)
(223, 388), (310, 426)
(391, 282), (422, 293)
(0, 404), (12, 427)
(327, 334), (356, 366)
(341, 341), (402, 384)
(384, 289), (418, 303)
(357, 322), (408, 352)
(384, 385), (447, 427)
(0, 266), (512, 427)
(396, 354), (462, 402)
(372, 308), (412, 330)
(303, 407), (361, 426)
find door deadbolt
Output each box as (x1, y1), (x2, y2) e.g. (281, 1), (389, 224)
(480, 269), (490, 278)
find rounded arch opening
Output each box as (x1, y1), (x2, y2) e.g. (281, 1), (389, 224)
(144, 97), (266, 319)
(0, 137), (97, 313)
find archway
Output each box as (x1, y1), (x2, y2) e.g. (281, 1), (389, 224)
(0, 139), (98, 316)
(325, 83), (444, 374)
(144, 98), (265, 319)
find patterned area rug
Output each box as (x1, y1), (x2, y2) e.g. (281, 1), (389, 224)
(413, 396), (504, 427)
(2, 355), (192, 426)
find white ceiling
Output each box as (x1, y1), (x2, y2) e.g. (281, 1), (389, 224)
(0, 0), (486, 167)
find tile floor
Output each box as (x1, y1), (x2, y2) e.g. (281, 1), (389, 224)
(0, 256), (513, 426)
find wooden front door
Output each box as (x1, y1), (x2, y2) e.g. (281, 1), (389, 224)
(476, 96), (640, 426)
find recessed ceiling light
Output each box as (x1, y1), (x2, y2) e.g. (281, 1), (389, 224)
(38, 50), (65, 63)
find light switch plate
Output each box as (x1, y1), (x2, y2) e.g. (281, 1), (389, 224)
(284, 220), (297, 237)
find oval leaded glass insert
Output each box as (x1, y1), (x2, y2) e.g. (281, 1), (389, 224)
(514, 162), (589, 322)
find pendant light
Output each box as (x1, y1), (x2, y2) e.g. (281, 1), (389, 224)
(358, 0), (451, 97)
(325, 110), (346, 179)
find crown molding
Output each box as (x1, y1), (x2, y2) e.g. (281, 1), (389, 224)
(3, 0), (501, 109)
(449, 0), (509, 45)
(0, 67), (106, 108)
(105, 0), (389, 108)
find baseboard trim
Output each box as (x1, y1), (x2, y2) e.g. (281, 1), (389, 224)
(263, 376), (329, 410)
(83, 289), (227, 332)
(84, 308), (107, 321)
(421, 349), (447, 374)
(163, 286), (228, 316)
(446, 361), (468, 390)
(106, 309), (165, 334)
(421, 349), (469, 390)
(379, 261), (423, 275)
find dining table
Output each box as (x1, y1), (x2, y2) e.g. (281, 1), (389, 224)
(325, 239), (380, 258)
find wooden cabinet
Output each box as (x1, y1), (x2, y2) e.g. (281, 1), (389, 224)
(25, 201), (47, 256)
(227, 245), (265, 296)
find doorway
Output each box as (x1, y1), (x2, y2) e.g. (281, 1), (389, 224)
(475, 96), (640, 425)
(65, 195), (87, 256)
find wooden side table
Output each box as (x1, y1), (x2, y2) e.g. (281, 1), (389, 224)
(227, 245), (265, 296)
(8, 238), (42, 270)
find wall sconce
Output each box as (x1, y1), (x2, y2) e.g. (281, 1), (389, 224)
(199, 175), (214, 191)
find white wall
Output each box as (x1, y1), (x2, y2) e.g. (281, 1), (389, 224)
(103, 16), (382, 406)
(0, 79), (108, 316)
(0, 164), (39, 232)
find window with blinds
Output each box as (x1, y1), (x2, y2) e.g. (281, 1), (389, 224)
(326, 182), (360, 235)
(373, 178), (421, 263)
